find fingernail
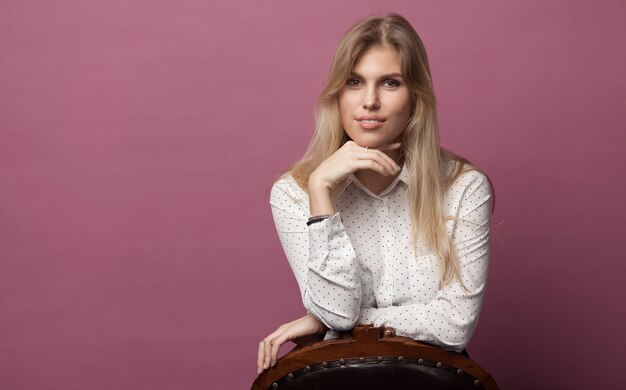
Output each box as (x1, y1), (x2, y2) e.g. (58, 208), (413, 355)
(257, 367), (262, 374)
(264, 363), (268, 369)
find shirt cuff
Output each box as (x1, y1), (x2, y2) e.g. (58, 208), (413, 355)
(308, 212), (344, 257)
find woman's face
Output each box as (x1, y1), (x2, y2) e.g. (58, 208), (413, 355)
(338, 45), (412, 148)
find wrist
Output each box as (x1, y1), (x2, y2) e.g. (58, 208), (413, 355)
(308, 175), (336, 216)
(307, 313), (329, 333)
(308, 173), (333, 193)
(307, 214), (334, 226)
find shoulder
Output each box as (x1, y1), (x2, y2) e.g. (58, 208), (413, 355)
(451, 167), (491, 193)
(270, 174), (309, 207)
(441, 151), (492, 194)
(445, 166), (493, 214)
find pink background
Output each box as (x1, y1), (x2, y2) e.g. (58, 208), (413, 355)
(1, 1), (624, 389)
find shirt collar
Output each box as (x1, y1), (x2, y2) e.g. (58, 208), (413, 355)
(334, 160), (409, 199)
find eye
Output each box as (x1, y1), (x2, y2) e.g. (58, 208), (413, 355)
(347, 77), (362, 87)
(382, 79), (401, 88)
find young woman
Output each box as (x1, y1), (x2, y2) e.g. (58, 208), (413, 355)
(257, 13), (494, 374)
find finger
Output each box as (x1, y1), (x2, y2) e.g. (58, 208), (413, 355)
(355, 151), (398, 174)
(351, 159), (390, 176)
(270, 335), (287, 367)
(356, 144), (401, 170)
(263, 337), (273, 370)
(370, 149), (401, 171)
(370, 143), (401, 169)
(259, 323), (293, 371)
(264, 332), (284, 370)
(257, 341), (265, 373)
(353, 142), (401, 151)
(343, 140), (358, 148)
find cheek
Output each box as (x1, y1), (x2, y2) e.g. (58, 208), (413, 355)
(338, 94), (357, 121)
(391, 94), (412, 119)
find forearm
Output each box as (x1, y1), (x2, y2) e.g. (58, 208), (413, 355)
(308, 177), (336, 216)
(357, 287), (484, 352)
(304, 213), (362, 330)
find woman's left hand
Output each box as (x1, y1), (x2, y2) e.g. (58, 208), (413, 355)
(257, 313), (327, 373)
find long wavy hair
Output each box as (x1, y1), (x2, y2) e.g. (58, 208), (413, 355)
(274, 13), (495, 289)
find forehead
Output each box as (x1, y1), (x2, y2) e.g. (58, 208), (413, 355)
(352, 45), (402, 75)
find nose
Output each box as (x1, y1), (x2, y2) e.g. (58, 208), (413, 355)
(361, 85), (380, 110)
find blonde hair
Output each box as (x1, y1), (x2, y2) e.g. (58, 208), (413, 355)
(274, 13), (495, 289)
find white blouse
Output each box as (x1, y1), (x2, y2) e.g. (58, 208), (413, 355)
(269, 159), (492, 352)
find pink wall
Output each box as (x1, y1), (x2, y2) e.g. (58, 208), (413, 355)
(1, 1), (624, 389)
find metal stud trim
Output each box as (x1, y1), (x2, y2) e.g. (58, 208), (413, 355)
(268, 356), (484, 389)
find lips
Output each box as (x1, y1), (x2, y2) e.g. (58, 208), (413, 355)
(356, 116), (386, 122)
(356, 116), (386, 129)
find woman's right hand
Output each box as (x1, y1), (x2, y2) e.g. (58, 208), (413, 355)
(308, 140), (402, 193)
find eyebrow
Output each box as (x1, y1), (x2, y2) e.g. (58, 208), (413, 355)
(350, 71), (404, 80)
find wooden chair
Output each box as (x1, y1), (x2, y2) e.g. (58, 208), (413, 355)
(252, 324), (498, 390)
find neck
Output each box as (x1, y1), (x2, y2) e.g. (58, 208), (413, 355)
(354, 148), (404, 195)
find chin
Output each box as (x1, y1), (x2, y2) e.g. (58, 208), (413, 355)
(346, 134), (392, 148)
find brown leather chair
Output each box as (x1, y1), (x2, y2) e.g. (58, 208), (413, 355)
(252, 324), (498, 390)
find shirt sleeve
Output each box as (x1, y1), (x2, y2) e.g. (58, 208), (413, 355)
(270, 178), (362, 331)
(357, 170), (492, 352)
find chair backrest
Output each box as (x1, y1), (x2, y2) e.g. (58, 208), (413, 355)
(252, 324), (498, 390)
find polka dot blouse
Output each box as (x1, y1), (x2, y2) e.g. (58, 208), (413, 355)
(269, 159), (492, 352)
